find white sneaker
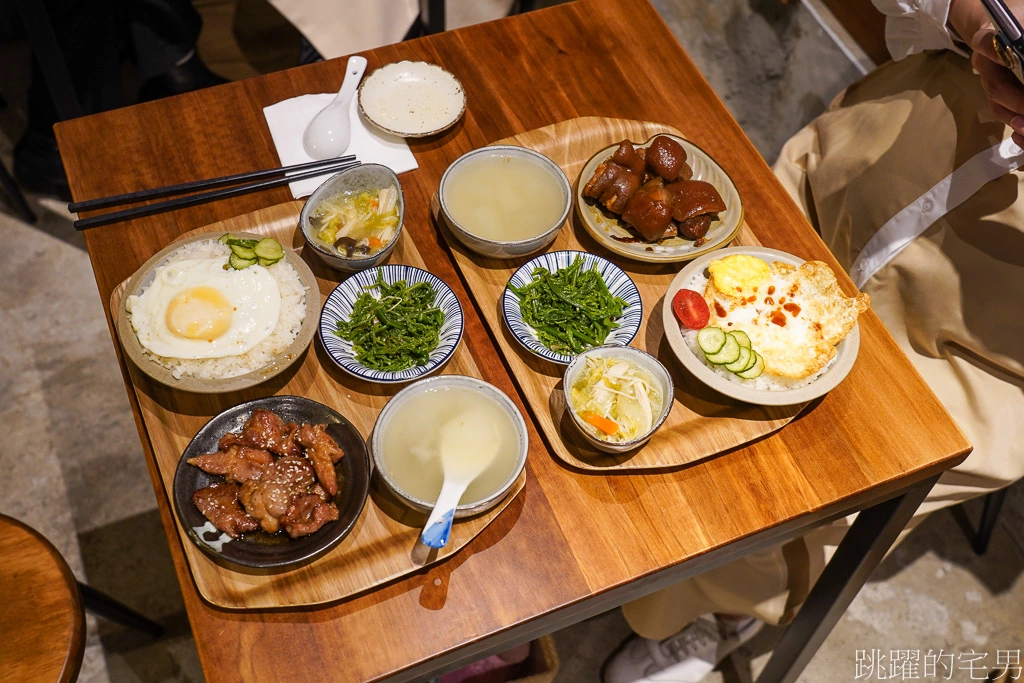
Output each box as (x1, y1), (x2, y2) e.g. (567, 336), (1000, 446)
(602, 615), (763, 683)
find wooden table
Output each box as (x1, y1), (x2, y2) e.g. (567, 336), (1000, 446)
(55, 1), (971, 681)
(0, 515), (84, 683)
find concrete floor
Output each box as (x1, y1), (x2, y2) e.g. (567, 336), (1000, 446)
(0, 1), (1021, 682)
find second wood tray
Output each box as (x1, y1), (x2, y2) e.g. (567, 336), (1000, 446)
(437, 116), (807, 470)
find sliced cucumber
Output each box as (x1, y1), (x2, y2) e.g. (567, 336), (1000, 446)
(229, 244), (257, 260)
(724, 345), (752, 373)
(223, 234), (259, 248)
(705, 332), (741, 365)
(736, 352), (765, 379)
(738, 345), (758, 372)
(254, 238), (284, 261)
(696, 327), (727, 355)
(257, 256), (282, 268)
(731, 330), (751, 350)
(228, 253), (257, 270)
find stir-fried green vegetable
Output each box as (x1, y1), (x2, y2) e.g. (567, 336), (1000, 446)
(334, 270), (445, 371)
(509, 255), (627, 355)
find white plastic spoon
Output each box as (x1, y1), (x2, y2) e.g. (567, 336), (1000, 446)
(420, 408), (500, 549)
(302, 55), (368, 159)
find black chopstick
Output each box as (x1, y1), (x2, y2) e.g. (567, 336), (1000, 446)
(68, 155), (357, 213)
(73, 160), (360, 231)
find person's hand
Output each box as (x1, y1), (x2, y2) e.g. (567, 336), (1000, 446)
(950, 0), (1024, 145)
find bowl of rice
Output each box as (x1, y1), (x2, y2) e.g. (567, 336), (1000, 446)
(662, 246), (862, 406)
(116, 232), (319, 393)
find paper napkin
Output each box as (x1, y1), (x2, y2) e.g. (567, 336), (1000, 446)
(263, 93), (418, 198)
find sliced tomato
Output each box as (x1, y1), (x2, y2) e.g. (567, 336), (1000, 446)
(673, 288), (710, 329)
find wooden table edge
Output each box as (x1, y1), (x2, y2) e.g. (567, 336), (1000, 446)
(375, 453), (969, 682)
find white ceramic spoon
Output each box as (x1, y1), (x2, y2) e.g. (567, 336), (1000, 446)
(420, 408), (500, 549)
(302, 55), (368, 159)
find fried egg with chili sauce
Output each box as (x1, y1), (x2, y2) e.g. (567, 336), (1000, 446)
(128, 258), (281, 359)
(703, 255), (869, 379)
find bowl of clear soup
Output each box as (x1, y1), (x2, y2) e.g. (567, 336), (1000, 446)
(438, 145), (572, 259)
(371, 375), (528, 516)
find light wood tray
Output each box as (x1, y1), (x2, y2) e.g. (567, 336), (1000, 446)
(438, 117), (806, 470)
(111, 202), (525, 610)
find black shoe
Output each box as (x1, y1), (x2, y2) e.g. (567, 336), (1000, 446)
(137, 52), (228, 102)
(13, 129), (71, 202)
(298, 37), (324, 65)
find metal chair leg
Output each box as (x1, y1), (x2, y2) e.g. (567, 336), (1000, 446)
(77, 582), (164, 637)
(972, 488), (1008, 555)
(0, 162), (36, 223)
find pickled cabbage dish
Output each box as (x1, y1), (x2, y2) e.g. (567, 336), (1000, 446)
(569, 355), (664, 443)
(310, 187), (400, 258)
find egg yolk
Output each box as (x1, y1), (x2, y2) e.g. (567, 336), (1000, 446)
(708, 254), (771, 298)
(165, 287), (233, 341)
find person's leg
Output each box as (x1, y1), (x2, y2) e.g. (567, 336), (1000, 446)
(604, 536), (823, 683)
(15, 0), (123, 199)
(128, 0), (227, 101)
(607, 49), (1024, 683)
(266, 0), (418, 61)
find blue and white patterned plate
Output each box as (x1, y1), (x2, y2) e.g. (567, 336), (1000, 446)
(319, 265), (464, 383)
(502, 250), (643, 365)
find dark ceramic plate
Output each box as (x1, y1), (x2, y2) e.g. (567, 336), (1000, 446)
(173, 396), (370, 569)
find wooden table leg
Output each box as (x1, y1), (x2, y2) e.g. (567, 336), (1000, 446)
(755, 474), (940, 683)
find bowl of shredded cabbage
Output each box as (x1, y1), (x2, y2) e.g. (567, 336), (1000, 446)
(563, 345), (673, 453)
(300, 164), (404, 273)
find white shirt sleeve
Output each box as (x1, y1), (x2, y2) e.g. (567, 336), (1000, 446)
(871, 0), (970, 61)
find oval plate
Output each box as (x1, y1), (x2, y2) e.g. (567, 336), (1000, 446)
(502, 250), (642, 365)
(173, 396), (371, 569)
(319, 264), (464, 383)
(115, 232), (319, 394)
(357, 61), (465, 138)
(663, 246), (860, 406)
(575, 134), (743, 263)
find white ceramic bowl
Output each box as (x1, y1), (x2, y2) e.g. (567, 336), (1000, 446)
(370, 375), (529, 517)
(662, 246), (861, 406)
(438, 145), (572, 259)
(299, 164), (404, 273)
(358, 61), (465, 137)
(563, 345), (674, 454)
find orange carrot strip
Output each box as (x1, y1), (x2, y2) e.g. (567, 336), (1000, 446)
(580, 411), (619, 435)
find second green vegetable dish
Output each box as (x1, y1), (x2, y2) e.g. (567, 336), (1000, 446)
(509, 254), (628, 355)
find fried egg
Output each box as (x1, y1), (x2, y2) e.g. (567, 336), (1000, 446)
(128, 258), (281, 360)
(704, 255), (869, 379)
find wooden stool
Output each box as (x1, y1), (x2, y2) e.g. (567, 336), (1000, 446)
(0, 514), (85, 683)
(0, 514), (165, 682)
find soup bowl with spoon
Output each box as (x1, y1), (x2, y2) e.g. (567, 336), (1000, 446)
(370, 375), (528, 533)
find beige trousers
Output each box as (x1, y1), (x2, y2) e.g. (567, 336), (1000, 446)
(265, 0), (514, 60)
(623, 50), (1024, 640)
